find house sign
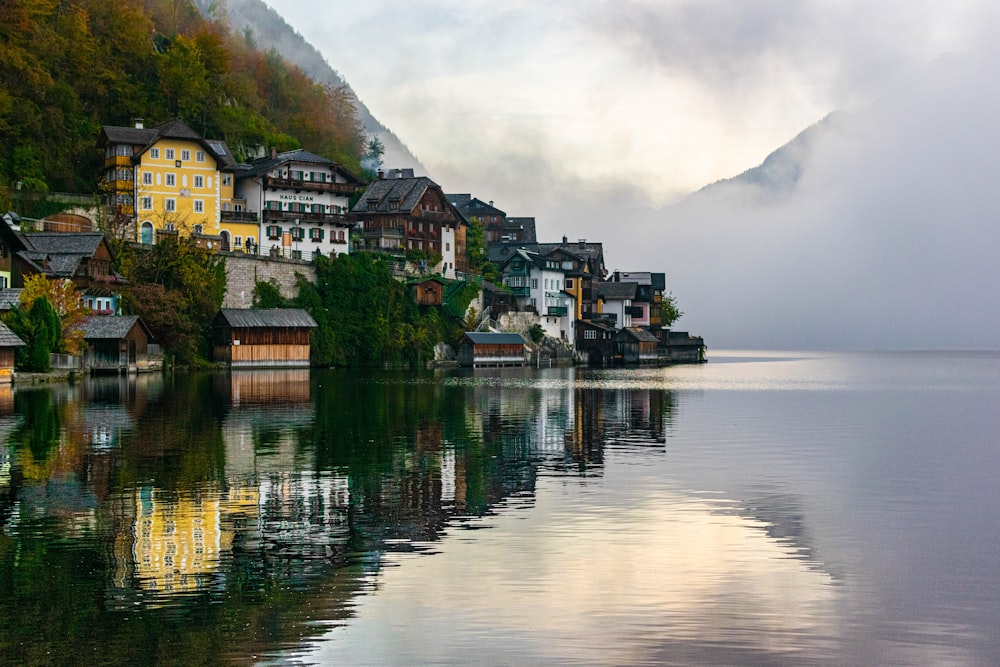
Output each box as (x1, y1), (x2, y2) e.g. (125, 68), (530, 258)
(279, 194), (315, 202)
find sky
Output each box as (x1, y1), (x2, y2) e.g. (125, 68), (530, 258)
(265, 0), (1000, 349)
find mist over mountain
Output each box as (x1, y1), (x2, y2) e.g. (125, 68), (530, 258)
(634, 48), (1000, 350)
(203, 0), (426, 174)
(687, 111), (851, 205)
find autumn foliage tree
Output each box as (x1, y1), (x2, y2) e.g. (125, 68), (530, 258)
(18, 275), (89, 354)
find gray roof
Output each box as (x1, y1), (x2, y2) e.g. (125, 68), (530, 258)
(447, 196), (506, 221)
(217, 308), (318, 329)
(99, 119), (238, 170)
(238, 149), (361, 181)
(618, 327), (659, 343)
(0, 321), (25, 347)
(598, 281), (638, 300)
(462, 332), (526, 345)
(0, 289), (24, 311)
(79, 315), (147, 340)
(352, 177), (452, 216)
(23, 232), (105, 255)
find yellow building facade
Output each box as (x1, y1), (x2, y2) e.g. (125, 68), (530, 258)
(99, 119), (257, 252)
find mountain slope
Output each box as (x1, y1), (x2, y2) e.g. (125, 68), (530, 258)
(206, 0), (426, 174)
(685, 111), (850, 205)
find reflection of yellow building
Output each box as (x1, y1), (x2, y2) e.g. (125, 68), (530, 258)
(130, 485), (258, 598)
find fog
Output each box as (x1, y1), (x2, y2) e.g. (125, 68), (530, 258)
(263, 0), (1000, 350)
(530, 47), (1000, 350)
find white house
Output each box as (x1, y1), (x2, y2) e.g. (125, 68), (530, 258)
(235, 149), (362, 260)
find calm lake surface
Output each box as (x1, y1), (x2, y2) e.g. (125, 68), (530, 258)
(2, 350), (1000, 666)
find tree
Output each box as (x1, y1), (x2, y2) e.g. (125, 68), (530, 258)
(361, 134), (384, 178)
(661, 292), (684, 328)
(19, 274), (88, 354)
(2, 296), (61, 372)
(121, 237), (226, 364)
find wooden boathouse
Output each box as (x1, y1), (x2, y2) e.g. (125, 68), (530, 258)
(212, 308), (317, 368)
(0, 321), (25, 383)
(457, 332), (527, 367)
(79, 315), (155, 373)
(614, 327), (660, 365)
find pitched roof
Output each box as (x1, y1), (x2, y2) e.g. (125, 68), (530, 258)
(352, 177), (460, 218)
(597, 281), (638, 300)
(98, 119), (238, 170)
(0, 321), (25, 347)
(237, 149), (361, 182)
(618, 327), (659, 343)
(216, 308), (318, 329)
(79, 315), (148, 340)
(0, 289), (24, 311)
(462, 332), (526, 345)
(447, 195), (506, 222)
(23, 232), (106, 256)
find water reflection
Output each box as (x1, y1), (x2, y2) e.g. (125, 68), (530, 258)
(7, 357), (992, 664)
(0, 368), (678, 661)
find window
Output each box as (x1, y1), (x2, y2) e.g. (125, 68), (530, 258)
(291, 250), (302, 260)
(150, 148), (160, 159)
(267, 225), (281, 239)
(585, 329), (597, 339)
(193, 200), (204, 213)
(165, 173), (175, 186)
(196, 151), (205, 162)
(531, 279), (539, 289)
(193, 224), (203, 234)
(265, 201), (281, 210)
(140, 222), (153, 244)
(165, 198), (176, 212)
(291, 226), (304, 241)
(194, 175), (204, 188)
(165, 148), (175, 160)
(141, 196), (152, 210)
(566, 279), (574, 289)
(337, 230), (345, 242)
(222, 174), (232, 186)
(310, 228), (324, 241)
(234, 236), (242, 248)
(142, 172), (152, 185)
(445, 242), (450, 251)
(311, 204), (323, 214)
(181, 149), (191, 161)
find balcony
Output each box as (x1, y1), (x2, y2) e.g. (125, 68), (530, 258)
(262, 210), (348, 225)
(363, 226), (403, 238)
(546, 306), (568, 316)
(627, 305), (644, 318)
(264, 175), (357, 196)
(104, 155), (132, 168)
(220, 210), (259, 224)
(418, 210), (455, 223)
(506, 286), (530, 297)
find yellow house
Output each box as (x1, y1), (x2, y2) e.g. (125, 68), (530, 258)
(98, 119), (257, 251)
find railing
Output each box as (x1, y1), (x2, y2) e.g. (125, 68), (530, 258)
(264, 176), (357, 195)
(363, 226), (404, 238)
(221, 210), (259, 224)
(418, 210), (454, 223)
(262, 210), (348, 225)
(546, 306), (568, 316)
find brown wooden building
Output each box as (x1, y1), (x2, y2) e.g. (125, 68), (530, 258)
(212, 308), (317, 368)
(614, 327), (660, 365)
(0, 321), (25, 383)
(79, 315), (155, 373)
(411, 277), (447, 306)
(456, 332), (526, 367)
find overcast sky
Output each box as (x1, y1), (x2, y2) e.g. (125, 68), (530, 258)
(265, 1), (1000, 349)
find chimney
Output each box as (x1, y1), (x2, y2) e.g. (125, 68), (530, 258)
(133, 118), (144, 129)
(378, 169), (384, 179)
(489, 200), (493, 206)
(396, 170), (403, 178)
(578, 239), (587, 249)
(270, 146), (277, 159)
(562, 235), (568, 245)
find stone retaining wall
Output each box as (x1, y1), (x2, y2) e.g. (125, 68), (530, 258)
(222, 253), (316, 308)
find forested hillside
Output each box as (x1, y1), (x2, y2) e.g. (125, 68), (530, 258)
(0, 0), (365, 200)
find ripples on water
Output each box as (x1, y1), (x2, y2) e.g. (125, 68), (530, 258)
(2, 353), (999, 665)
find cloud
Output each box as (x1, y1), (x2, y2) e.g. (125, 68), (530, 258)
(627, 44), (1000, 349)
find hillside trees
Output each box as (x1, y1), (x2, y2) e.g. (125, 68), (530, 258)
(120, 237), (227, 364)
(0, 0), (365, 199)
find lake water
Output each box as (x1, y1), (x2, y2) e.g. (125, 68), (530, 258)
(2, 351), (999, 665)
